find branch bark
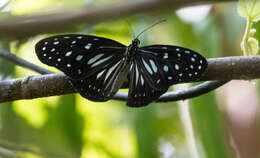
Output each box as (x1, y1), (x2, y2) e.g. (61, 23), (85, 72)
(0, 55), (259, 103)
(0, 0), (235, 39)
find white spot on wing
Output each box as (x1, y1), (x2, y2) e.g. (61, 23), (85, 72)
(141, 75), (144, 85)
(77, 36), (83, 39)
(163, 65), (169, 72)
(185, 50), (190, 54)
(135, 64), (139, 86)
(162, 47), (167, 49)
(53, 41), (59, 45)
(142, 58), (153, 75)
(67, 64), (71, 67)
(104, 61), (121, 81)
(175, 64), (179, 70)
(97, 70), (105, 79)
(76, 55), (83, 61)
(149, 59), (158, 73)
(65, 51), (72, 56)
(163, 53), (168, 59)
(85, 43), (92, 49)
(87, 54), (104, 65)
(91, 56), (112, 67)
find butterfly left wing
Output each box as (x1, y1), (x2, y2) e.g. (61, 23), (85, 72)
(70, 57), (130, 102)
(35, 34), (129, 101)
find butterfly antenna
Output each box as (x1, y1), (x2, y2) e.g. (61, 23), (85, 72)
(135, 19), (167, 39)
(126, 20), (135, 39)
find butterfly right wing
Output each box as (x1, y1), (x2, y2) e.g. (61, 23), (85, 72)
(127, 45), (207, 107)
(136, 45), (207, 90)
(35, 34), (126, 80)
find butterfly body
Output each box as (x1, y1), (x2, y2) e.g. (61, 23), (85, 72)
(35, 34), (207, 107)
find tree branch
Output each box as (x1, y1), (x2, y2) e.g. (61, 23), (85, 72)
(0, 55), (259, 103)
(0, 0), (235, 39)
(0, 50), (52, 74)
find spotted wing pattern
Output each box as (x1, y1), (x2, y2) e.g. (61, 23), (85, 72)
(35, 34), (208, 107)
(35, 34), (128, 101)
(35, 34), (126, 80)
(126, 45), (207, 107)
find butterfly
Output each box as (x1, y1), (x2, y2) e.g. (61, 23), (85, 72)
(35, 34), (207, 107)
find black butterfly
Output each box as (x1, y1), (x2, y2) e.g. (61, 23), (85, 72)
(35, 34), (207, 107)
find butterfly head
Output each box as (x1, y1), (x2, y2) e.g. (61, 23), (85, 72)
(130, 38), (140, 51)
(125, 38), (140, 61)
(132, 38), (140, 47)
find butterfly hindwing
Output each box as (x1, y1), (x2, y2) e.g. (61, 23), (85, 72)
(35, 34), (126, 80)
(127, 60), (167, 107)
(70, 57), (130, 102)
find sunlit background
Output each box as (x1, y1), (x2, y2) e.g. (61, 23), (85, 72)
(0, 0), (259, 158)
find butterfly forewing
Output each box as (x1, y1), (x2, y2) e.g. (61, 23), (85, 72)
(139, 45), (207, 86)
(35, 34), (126, 80)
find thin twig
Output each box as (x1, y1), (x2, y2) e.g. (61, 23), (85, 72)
(0, 140), (75, 158)
(0, 50), (52, 74)
(1, 56), (260, 103)
(0, 0), (235, 39)
(0, 147), (17, 158)
(114, 80), (229, 101)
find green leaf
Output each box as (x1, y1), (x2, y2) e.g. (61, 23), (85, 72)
(247, 36), (259, 55)
(238, 0), (260, 22)
(238, 0), (260, 55)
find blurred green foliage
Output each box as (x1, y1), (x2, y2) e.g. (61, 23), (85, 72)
(0, 0), (245, 158)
